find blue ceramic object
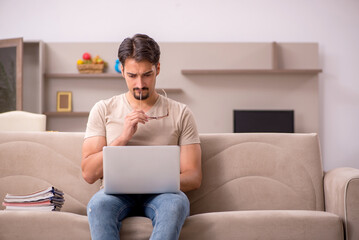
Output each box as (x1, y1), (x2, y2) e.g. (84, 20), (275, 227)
(114, 59), (121, 73)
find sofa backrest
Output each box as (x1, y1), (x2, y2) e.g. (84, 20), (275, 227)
(187, 133), (324, 215)
(0, 131), (99, 215)
(0, 132), (324, 216)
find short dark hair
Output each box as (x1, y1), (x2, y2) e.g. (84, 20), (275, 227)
(118, 34), (160, 68)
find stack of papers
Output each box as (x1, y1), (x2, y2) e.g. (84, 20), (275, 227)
(2, 186), (65, 211)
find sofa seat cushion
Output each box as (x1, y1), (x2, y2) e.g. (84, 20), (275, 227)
(0, 211), (90, 240)
(180, 210), (343, 240)
(116, 210), (344, 240)
(0, 210), (343, 240)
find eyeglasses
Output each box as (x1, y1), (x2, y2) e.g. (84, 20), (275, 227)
(140, 89), (169, 120)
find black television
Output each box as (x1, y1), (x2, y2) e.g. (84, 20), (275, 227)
(234, 110), (294, 133)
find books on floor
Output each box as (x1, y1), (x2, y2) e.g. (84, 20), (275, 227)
(2, 186), (65, 211)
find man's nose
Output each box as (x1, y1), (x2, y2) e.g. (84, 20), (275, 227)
(137, 78), (145, 89)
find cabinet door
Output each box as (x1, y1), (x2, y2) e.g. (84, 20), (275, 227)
(0, 37), (23, 112)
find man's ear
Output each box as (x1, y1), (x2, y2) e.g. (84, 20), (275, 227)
(121, 64), (125, 78)
(156, 62), (160, 76)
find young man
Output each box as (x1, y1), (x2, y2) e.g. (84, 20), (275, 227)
(81, 34), (202, 240)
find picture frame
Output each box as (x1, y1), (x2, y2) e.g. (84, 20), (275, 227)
(56, 91), (72, 112)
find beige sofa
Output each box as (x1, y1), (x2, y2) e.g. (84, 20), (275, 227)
(0, 131), (358, 240)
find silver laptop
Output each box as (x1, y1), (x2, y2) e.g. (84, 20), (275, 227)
(103, 145), (180, 194)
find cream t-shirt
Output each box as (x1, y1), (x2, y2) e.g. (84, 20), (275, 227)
(85, 93), (200, 146)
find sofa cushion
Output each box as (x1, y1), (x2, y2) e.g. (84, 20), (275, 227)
(187, 133), (324, 215)
(0, 132), (100, 215)
(0, 211), (91, 240)
(180, 210), (343, 240)
(104, 210), (345, 240)
(121, 211), (343, 240)
(1, 210), (341, 240)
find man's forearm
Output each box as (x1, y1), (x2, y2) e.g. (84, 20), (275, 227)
(109, 135), (130, 146)
(82, 151), (104, 184)
(180, 170), (202, 192)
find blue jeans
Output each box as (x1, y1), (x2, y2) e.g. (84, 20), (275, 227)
(87, 189), (190, 240)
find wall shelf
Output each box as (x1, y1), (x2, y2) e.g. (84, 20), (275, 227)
(44, 73), (123, 79)
(181, 69), (322, 75)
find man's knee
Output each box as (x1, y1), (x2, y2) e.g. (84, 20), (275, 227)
(157, 193), (190, 217)
(172, 194), (190, 216)
(87, 190), (118, 215)
(88, 191), (105, 215)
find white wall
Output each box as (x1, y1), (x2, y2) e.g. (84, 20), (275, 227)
(1, 0), (359, 171)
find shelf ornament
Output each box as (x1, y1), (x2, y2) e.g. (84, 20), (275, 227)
(77, 52), (106, 74)
(56, 91), (72, 112)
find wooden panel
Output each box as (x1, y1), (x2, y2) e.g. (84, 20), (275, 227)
(174, 42), (273, 70)
(23, 42), (41, 113)
(277, 43), (320, 69)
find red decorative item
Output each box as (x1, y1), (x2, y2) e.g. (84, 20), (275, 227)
(82, 52), (91, 60)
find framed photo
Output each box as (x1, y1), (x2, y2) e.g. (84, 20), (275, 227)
(57, 91), (72, 112)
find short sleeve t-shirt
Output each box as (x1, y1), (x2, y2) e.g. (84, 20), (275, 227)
(84, 93), (200, 146)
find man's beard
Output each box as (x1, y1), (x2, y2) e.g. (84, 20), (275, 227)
(133, 87), (149, 100)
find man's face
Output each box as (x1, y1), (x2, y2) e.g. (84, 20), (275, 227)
(121, 58), (160, 100)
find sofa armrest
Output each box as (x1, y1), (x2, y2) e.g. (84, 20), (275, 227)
(324, 167), (359, 240)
